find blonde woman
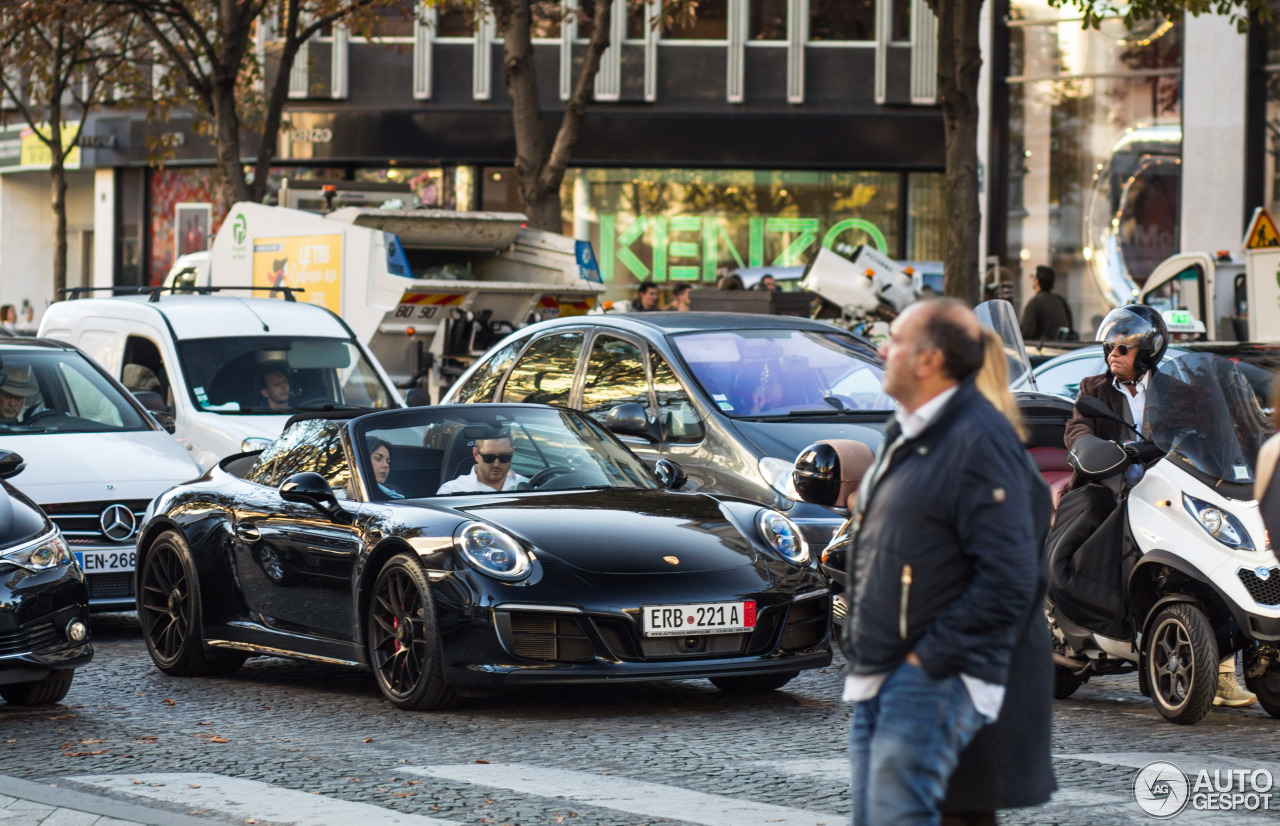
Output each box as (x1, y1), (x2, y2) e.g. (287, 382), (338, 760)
(975, 328), (1027, 443)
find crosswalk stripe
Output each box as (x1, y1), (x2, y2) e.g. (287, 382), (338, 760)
(404, 763), (839, 826)
(67, 773), (458, 826)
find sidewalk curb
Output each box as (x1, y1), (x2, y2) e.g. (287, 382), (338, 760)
(0, 774), (237, 826)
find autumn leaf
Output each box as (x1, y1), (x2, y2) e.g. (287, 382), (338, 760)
(392, 792), (417, 798)
(189, 785), (201, 789)
(135, 736), (158, 742)
(402, 780), (420, 786)
(59, 742), (70, 750)
(362, 738), (373, 743)
(62, 750), (109, 757)
(80, 739), (103, 745)
(162, 699), (176, 706)
(208, 737), (229, 744)
(475, 758), (491, 764)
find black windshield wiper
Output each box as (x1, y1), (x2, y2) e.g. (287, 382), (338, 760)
(291, 403), (371, 412)
(737, 408), (891, 421)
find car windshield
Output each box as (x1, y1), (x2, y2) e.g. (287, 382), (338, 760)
(1147, 353), (1274, 486)
(0, 350), (150, 434)
(354, 405), (661, 499)
(672, 329), (891, 416)
(176, 336), (394, 415)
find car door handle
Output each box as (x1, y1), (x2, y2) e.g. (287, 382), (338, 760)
(236, 524), (261, 542)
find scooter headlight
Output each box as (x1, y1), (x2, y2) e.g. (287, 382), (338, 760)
(1183, 494), (1254, 551)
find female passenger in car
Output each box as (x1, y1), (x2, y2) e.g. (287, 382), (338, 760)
(368, 438), (404, 499)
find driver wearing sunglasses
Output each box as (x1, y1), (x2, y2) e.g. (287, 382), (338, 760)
(437, 434), (529, 494)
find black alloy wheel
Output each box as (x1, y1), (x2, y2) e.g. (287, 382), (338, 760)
(1246, 661), (1280, 719)
(0, 670), (74, 705)
(1144, 603), (1217, 725)
(137, 530), (245, 676)
(710, 672), (798, 694)
(366, 552), (456, 710)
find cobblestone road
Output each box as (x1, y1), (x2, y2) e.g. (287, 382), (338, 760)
(2, 614), (1279, 825)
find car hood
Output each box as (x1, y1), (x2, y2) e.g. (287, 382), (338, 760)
(0, 432), (200, 504)
(728, 419), (886, 461)
(444, 489), (760, 574)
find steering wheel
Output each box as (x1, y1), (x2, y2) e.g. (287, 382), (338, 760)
(20, 409), (59, 424)
(525, 466), (574, 489)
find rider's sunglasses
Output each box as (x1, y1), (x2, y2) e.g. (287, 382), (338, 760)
(479, 452), (513, 464)
(1103, 343), (1133, 357)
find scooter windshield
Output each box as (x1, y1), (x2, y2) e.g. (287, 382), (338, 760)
(1146, 352), (1274, 489)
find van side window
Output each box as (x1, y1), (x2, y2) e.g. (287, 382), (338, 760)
(499, 332), (583, 405)
(122, 336), (171, 407)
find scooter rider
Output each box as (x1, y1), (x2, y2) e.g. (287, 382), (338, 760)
(1064, 305), (1256, 708)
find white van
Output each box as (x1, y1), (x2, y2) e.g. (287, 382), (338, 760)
(39, 292), (404, 469)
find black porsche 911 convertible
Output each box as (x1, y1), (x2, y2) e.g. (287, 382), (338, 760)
(133, 403), (832, 709)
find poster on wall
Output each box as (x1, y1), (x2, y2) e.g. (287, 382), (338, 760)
(251, 234), (343, 312)
(175, 202), (212, 260)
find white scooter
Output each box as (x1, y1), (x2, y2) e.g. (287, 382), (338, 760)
(1048, 351), (1280, 724)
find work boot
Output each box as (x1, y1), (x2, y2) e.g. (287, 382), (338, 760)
(1214, 672), (1257, 707)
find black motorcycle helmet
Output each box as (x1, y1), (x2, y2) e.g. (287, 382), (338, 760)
(1096, 304), (1168, 376)
(792, 442), (841, 507)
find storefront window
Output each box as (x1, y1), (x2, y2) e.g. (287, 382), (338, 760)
(810, 0), (875, 42)
(1005, 3), (1181, 322)
(561, 168), (907, 300)
(1262, 3), (1280, 218)
(749, 0), (787, 40)
(577, 1), (648, 40)
(663, 0), (728, 39)
(359, 0), (418, 38)
(147, 167), (227, 287)
(434, 0), (475, 37)
(891, 0), (911, 42)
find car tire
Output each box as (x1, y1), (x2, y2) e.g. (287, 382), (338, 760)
(138, 530), (246, 677)
(710, 672), (798, 694)
(367, 552), (457, 711)
(1144, 603), (1217, 725)
(1053, 666), (1087, 699)
(0, 669), (74, 705)
(1246, 661), (1280, 720)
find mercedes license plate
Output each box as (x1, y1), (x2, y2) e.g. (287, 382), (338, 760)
(641, 601), (756, 637)
(74, 549), (136, 573)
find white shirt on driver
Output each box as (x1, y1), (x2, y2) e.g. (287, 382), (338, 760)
(436, 467), (528, 495)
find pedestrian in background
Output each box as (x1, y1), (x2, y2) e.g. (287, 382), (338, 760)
(717, 274), (744, 290)
(668, 283), (692, 311)
(844, 299), (1044, 826)
(634, 280), (660, 311)
(0, 305), (17, 337)
(1019, 265), (1075, 342)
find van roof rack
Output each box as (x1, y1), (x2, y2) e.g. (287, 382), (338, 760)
(58, 285), (303, 303)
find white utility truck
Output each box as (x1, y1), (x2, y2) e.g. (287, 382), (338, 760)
(1137, 208), (1280, 342)
(172, 202), (605, 402)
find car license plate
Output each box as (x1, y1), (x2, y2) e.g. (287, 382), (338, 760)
(641, 601), (756, 637)
(74, 549), (136, 573)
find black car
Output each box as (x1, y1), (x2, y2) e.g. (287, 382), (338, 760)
(441, 312), (894, 548)
(0, 450), (92, 705)
(134, 404), (832, 710)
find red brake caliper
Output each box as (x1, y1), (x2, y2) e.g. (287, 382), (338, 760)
(393, 616), (402, 653)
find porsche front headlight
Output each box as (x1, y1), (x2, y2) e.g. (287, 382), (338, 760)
(756, 510), (809, 565)
(2, 529), (72, 572)
(454, 522), (532, 580)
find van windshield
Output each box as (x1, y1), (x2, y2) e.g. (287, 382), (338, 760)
(176, 336), (395, 415)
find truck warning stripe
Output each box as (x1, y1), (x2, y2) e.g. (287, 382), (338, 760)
(398, 293), (467, 307)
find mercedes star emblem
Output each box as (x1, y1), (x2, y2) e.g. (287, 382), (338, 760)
(99, 504), (138, 543)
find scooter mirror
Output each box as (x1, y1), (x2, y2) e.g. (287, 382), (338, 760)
(1077, 395), (1121, 421)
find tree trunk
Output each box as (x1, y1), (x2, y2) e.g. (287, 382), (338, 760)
(496, 0), (613, 232)
(211, 79), (251, 206)
(50, 158), (68, 298)
(934, 0), (984, 306)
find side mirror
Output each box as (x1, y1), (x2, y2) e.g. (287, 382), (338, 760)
(0, 450), (25, 480)
(280, 472), (351, 523)
(605, 403), (653, 439)
(1076, 395), (1122, 422)
(654, 458), (687, 490)
(792, 443), (840, 507)
(133, 390), (176, 434)
(404, 388), (431, 407)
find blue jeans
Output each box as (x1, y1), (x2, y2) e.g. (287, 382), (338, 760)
(849, 661), (987, 826)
